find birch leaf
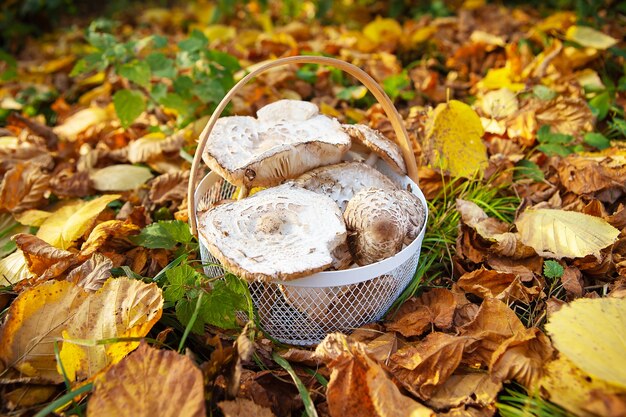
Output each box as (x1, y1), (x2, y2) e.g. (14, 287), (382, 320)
(87, 343), (205, 417)
(545, 297), (626, 389)
(565, 26), (618, 50)
(515, 209), (619, 259)
(424, 100), (488, 178)
(90, 165), (153, 191)
(53, 107), (112, 141)
(0, 277), (163, 383)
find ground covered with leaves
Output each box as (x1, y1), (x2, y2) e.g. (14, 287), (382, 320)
(1, 1), (626, 416)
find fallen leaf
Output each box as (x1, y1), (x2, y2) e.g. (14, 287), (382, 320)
(480, 89), (518, 119)
(219, 398), (276, 417)
(424, 100), (488, 178)
(386, 288), (457, 337)
(426, 371), (501, 412)
(79, 220), (140, 257)
(457, 268), (540, 303)
(87, 343), (205, 417)
(515, 208), (620, 259)
(0, 162), (50, 213)
(388, 332), (468, 400)
(0, 251), (32, 285)
(534, 96), (595, 139)
(36, 195), (121, 249)
(13, 233), (75, 277)
(0, 277), (163, 383)
(557, 152), (626, 203)
(315, 333), (435, 416)
(2, 385), (58, 410)
(127, 131), (186, 164)
(67, 253), (113, 292)
(149, 170), (190, 205)
(13, 209), (52, 227)
(545, 297), (626, 389)
(539, 356), (626, 417)
(90, 165), (154, 192)
(565, 25), (618, 50)
(53, 107), (112, 141)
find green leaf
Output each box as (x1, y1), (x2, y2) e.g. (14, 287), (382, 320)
(173, 76), (194, 99)
(0, 49), (17, 81)
(383, 72), (414, 101)
(129, 220), (193, 250)
(113, 89), (146, 128)
(69, 59), (88, 77)
(544, 260), (564, 280)
(164, 264), (199, 302)
(159, 93), (196, 119)
(199, 277), (248, 329)
(515, 159), (545, 182)
(146, 53), (176, 78)
(178, 29), (208, 52)
(152, 35), (168, 49)
(537, 143), (573, 157)
(537, 125), (574, 145)
(589, 91), (611, 121)
(207, 50), (241, 73)
(532, 85), (557, 101)
(584, 132), (611, 150)
(175, 297), (207, 335)
(194, 78), (225, 104)
(118, 60), (152, 88)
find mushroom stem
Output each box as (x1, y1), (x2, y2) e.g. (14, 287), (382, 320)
(236, 185), (250, 200)
(364, 152), (379, 167)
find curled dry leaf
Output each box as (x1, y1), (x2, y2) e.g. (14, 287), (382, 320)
(557, 152), (626, 203)
(534, 96), (595, 139)
(545, 297), (626, 389)
(79, 220), (140, 257)
(66, 253), (113, 292)
(127, 131), (186, 164)
(90, 165), (154, 192)
(52, 107), (113, 142)
(0, 277), (163, 383)
(13, 233), (75, 278)
(456, 268), (541, 303)
(388, 332), (468, 400)
(219, 398), (276, 417)
(424, 100), (488, 178)
(515, 208), (620, 259)
(315, 333), (435, 417)
(426, 372), (501, 413)
(386, 288), (457, 337)
(0, 162), (51, 213)
(87, 343), (205, 417)
(0, 250), (32, 285)
(148, 170), (189, 205)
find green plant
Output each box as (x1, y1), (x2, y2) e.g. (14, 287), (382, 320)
(497, 385), (575, 417)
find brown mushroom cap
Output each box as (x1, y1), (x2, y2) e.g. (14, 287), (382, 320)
(294, 161), (398, 212)
(342, 124), (407, 174)
(198, 183), (351, 282)
(202, 100), (351, 188)
(344, 188), (426, 266)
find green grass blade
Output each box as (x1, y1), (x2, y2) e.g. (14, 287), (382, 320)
(272, 352), (318, 417)
(33, 383), (93, 417)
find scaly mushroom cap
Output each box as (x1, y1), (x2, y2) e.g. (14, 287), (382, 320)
(294, 161), (397, 212)
(344, 188), (426, 266)
(202, 100), (351, 188)
(342, 124), (407, 174)
(198, 183), (351, 282)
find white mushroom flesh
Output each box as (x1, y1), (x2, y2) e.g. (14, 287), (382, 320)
(202, 100), (351, 188)
(344, 188), (426, 266)
(198, 183), (350, 282)
(294, 161), (398, 212)
(342, 124), (407, 175)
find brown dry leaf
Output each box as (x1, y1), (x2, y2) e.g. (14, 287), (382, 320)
(534, 96), (595, 139)
(388, 332), (468, 400)
(423, 100), (488, 178)
(228, 321), (255, 397)
(386, 288), (457, 337)
(0, 277), (163, 383)
(426, 371), (501, 413)
(0, 162), (50, 213)
(79, 220), (140, 257)
(66, 253), (113, 292)
(13, 233), (76, 278)
(489, 327), (554, 388)
(539, 356), (626, 417)
(2, 385), (58, 410)
(457, 268), (541, 303)
(219, 398), (276, 417)
(127, 131), (186, 164)
(560, 266), (584, 299)
(149, 170), (190, 205)
(52, 107), (113, 141)
(515, 208), (619, 259)
(87, 343), (205, 417)
(557, 152), (626, 203)
(315, 333), (435, 417)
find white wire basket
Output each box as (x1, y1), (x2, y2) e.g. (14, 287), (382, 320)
(188, 56), (427, 346)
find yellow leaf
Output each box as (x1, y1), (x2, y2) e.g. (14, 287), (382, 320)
(575, 69), (605, 90)
(0, 250), (32, 286)
(53, 107), (112, 142)
(480, 88), (518, 119)
(477, 67), (525, 92)
(545, 297), (626, 389)
(36, 201), (86, 246)
(87, 343), (206, 417)
(363, 17), (402, 44)
(0, 278), (163, 383)
(78, 82), (112, 106)
(410, 26), (436, 45)
(424, 100), (488, 178)
(566, 25), (618, 50)
(539, 356), (625, 417)
(515, 209), (619, 259)
(13, 210), (52, 227)
(89, 165), (153, 191)
(60, 195), (121, 248)
(29, 55), (76, 74)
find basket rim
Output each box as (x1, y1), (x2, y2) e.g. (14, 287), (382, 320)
(195, 170), (429, 288)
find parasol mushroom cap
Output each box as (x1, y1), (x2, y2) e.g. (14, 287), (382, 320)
(342, 124), (407, 174)
(197, 182), (351, 282)
(294, 161), (398, 212)
(202, 100), (351, 189)
(344, 188), (426, 266)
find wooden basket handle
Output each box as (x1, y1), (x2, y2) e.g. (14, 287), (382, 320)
(188, 55), (419, 235)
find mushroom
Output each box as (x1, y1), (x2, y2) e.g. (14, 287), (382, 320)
(294, 161), (398, 212)
(202, 100), (351, 197)
(342, 124), (407, 174)
(344, 188), (426, 266)
(197, 182), (351, 282)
